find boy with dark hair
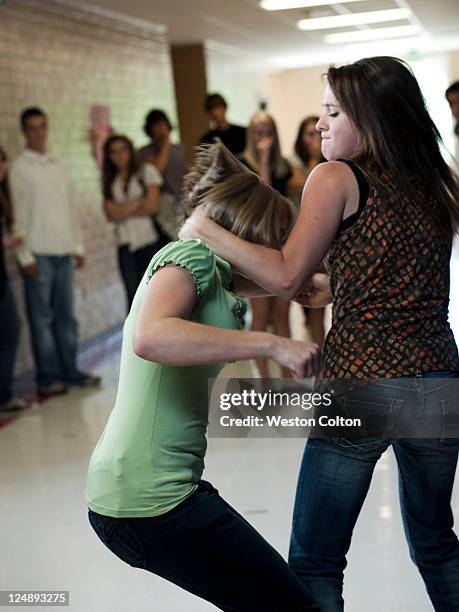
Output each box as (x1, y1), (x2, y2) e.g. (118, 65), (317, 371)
(9, 107), (100, 398)
(138, 109), (187, 240)
(199, 93), (246, 155)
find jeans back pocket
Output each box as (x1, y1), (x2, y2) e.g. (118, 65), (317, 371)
(344, 395), (403, 439)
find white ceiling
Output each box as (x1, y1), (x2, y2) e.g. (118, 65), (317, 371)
(78, 0), (459, 68)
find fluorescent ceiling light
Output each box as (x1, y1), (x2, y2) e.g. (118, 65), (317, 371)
(298, 8), (411, 30)
(261, 0), (366, 10)
(325, 24), (421, 43)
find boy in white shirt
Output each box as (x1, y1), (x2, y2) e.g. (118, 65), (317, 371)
(9, 107), (100, 398)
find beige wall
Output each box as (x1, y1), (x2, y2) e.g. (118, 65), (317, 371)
(0, 0), (176, 377)
(449, 50), (459, 81)
(267, 64), (328, 158)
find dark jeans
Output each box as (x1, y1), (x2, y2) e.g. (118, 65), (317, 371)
(22, 255), (83, 388)
(0, 277), (21, 403)
(289, 371), (459, 612)
(117, 239), (168, 311)
(88, 480), (320, 612)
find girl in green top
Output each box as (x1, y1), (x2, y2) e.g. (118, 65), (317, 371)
(86, 143), (322, 611)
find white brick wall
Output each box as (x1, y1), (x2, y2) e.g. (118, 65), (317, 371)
(0, 0), (177, 376)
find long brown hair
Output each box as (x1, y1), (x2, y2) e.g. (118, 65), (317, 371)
(0, 146), (12, 226)
(243, 111), (290, 180)
(182, 143), (296, 248)
(326, 56), (459, 232)
(294, 116), (324, 167)
(102, 135), (140, 200)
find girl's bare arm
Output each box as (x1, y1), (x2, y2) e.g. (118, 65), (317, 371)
(133, 265), (321, 377)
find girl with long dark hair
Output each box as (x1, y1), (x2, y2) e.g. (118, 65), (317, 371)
(102, 135), (166, 310)
(288, 115), (325, 208)
(179, 56), (459, 610)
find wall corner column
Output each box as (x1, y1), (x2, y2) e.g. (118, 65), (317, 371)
(170, 43), (209, 160)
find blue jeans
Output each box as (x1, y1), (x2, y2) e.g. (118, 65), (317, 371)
(0, 277), (21, 403)
(88, 480), (320, 611)
(22, 255), (83, 387)
(289, 372), (459, 612)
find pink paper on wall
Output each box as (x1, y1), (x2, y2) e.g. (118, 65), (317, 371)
(89, 104), (113, 169)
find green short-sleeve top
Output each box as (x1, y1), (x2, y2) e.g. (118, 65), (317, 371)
(85, 239), (247, 518)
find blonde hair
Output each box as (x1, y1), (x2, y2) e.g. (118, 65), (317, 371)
(243, 110), (290, 180)
(182, 142), (296, 248)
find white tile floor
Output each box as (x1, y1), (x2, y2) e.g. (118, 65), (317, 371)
(1, 241), (459, 612)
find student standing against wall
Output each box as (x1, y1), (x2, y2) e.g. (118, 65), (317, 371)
(102, 135), (165, 310)
(138, 109), (187, 240)
(9, 108), (100, 398)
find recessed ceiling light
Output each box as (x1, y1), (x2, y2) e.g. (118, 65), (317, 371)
(324, 24), (421, 44)
(260, 0), (367, 10)
(298, 8), (411, 30)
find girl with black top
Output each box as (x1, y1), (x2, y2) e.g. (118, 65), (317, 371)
(180, 57), (459, 611)
(239, 110), (293, 378)
(288, 116), (327, 348)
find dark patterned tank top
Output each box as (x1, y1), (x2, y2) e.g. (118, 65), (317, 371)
(317, 159), (459, 393)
